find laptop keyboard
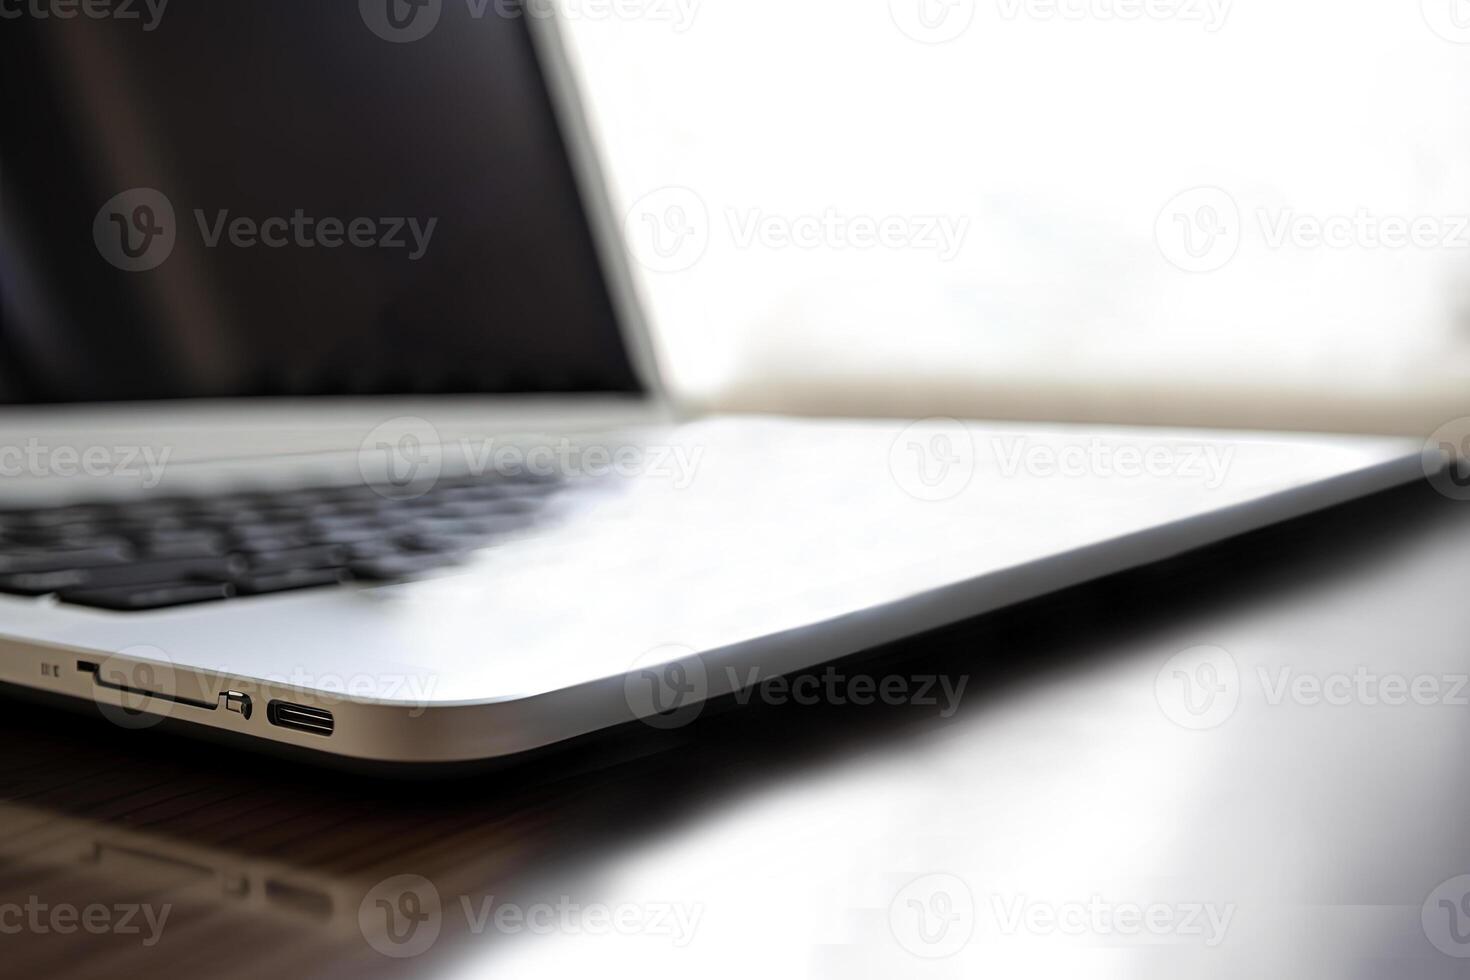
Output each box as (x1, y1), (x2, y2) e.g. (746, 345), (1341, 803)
(0, 475), (564, 612)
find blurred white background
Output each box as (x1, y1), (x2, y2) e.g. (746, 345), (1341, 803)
(558, 0), (1470, 434)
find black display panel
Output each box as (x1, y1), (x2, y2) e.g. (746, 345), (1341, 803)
(0, 1), (644, 404)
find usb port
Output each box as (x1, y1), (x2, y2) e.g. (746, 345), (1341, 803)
(265, 701), (334, 736)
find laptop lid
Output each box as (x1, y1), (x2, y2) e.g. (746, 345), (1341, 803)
(0, 1), (654, 408)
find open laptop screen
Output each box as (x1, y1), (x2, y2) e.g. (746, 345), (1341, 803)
(0, 1), (645, 405)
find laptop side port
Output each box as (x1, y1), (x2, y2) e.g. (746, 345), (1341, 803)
(266, 701), (334, 736)
(219, 691), (253, 720)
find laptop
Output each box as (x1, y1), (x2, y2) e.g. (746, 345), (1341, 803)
(0, 2), (1433, 767)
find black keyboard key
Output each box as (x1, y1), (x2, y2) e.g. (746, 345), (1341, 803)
(399, 516), (536, 551)
(59, 581), (235, 611)
(347, 553), (465, 582)
(342, 540), (407, 560)
(314, 498), (390, 517)
(435, 484), (521, 502)
(10, 532), (136, 555)
(193, 509), (285, 529)
(34, 555), (246, 592)
(306, 523), (390, 546)
(246, 545), (345, 574)
(232, 535), (316, 555)
(408, 515), (536, 537)
(7, 522), (113, 543)
(430, 498), (541, 519)
(133, 526), (221, 544)
(135, 531), (228, 559)
(145, 540), (230, 560)
(229, 567), (345, 596)
(121, 501), (193, 519)
(11, 505), (114, 528)
(227, 522), (313, 542)
(0, 546), (133, 575)
(177, 492), (268, 513)
(110, 516), (192, 536)
(399, 534), (479, 555)
(0, 572), (85, 596)
(305, 513), (386, 532)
